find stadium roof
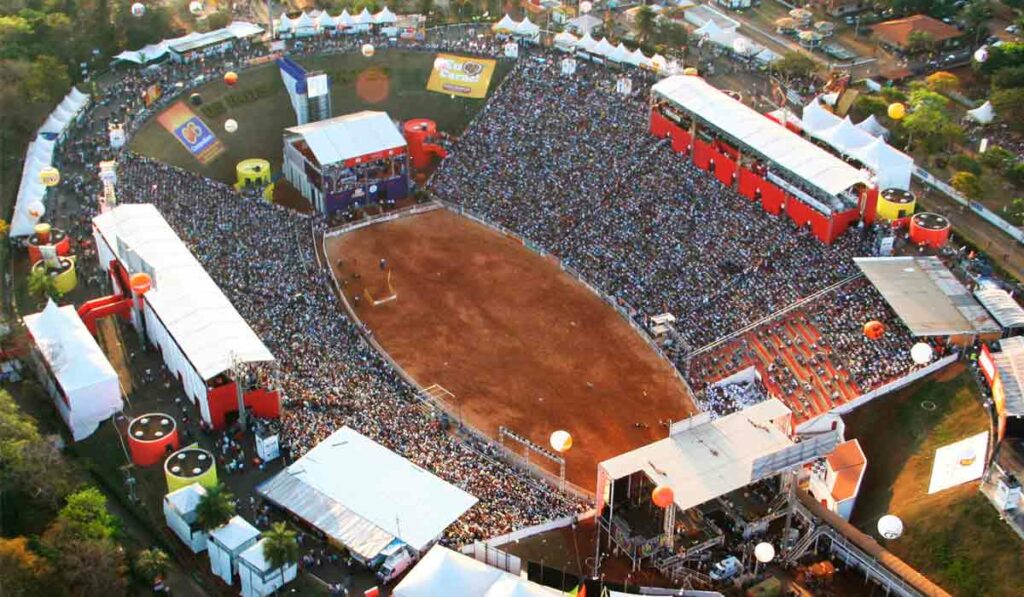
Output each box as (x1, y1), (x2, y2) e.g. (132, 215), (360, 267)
(651, 75), (868, 199)
(257, 426), (477, 560)
(600, 399), (801, 512)
(93, 204), (274, 380)
(854, 257), (1000, 336)
(993, 337), (1024, 417)
(974, 287), (1024, 330)
(286, 111), (406, 166)
(168, 29), (237, 54)
(393, 546), (561, 597)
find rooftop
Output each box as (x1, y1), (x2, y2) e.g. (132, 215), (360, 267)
(873, 14), (963, 47)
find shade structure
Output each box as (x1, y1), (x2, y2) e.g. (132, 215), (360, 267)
(238, 538), (298, 597)
(115, 21), (263, 63)
(284, 111), (406, 167)
(209, 516), (260, 585)
(967, 100), (995, 124)
(492, 14), (518, 32)
(23, 301), (121, 441)
(553, 31), (578, 51)
(373, 6), (398, 24)
(974, 288), (1024, 330)
(163, 483), (208, 553)
(856, 114), (889, 138)
(393, 546), (561, 596)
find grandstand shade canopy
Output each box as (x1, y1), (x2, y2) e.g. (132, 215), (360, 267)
(651, 76), (868, 199)
(285, 111), (406, 167)
(93, 204), (274, 380)
(168, 29), (236, 54)
(994, 337), (1024, 417)
(974, 287), (1024, 330)
(257, 426), (477, 560)
(393, 546), (561, 597)
(854, 257), (1000, 336)
(600, 399), (797, 512)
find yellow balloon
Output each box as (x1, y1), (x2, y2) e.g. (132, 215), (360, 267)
(683, 67), (699, 76)
(887, 102), (906, 120)
(38, 166), (60, 187)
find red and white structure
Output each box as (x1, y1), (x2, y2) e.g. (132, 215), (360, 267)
(91, 203), (279, 430)
(908, 212), (951, 249)
(23, 300), (122, 441)
(127, 413), (180, 466)
(649, 76), (878, 244)
(808, 439), (867, 521)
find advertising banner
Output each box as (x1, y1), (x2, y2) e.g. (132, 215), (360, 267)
(156, 101), (225, 164)
(426, 53), (497, 99)
(142, 83), (162, 107)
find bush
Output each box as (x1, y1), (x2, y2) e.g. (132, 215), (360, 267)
(979, 146), (1014, 171)
(949, 155), (982, 175)
(1007, 162), (1024, 187)
(951, 171), (982, 198)
(880, 87), (908, 102)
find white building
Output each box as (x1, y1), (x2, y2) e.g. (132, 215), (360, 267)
(23, 301), (121, 441)
(208, 516), (261, 585)
(808, 439), (867, 521)
(163, 483), (208, 553)
(238, 538), (298, 597)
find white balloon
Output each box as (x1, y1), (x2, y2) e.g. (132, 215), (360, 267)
(26, 200), (45, 220)
(549, 430), (573, 453)
(911, 342), (933, 365)
(754, 542), (775, 563)
(224, 119), (238, 133)
(130, 2), (145, 17)
(361, 43), (375, 57)
(189, 0), (203, 15)
(877, 514), (904, 540)
(974, 46), (989, 63)
(580, 1), (593, 13)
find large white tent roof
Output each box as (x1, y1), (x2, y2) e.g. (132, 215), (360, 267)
(374, 6), (398, 24)
(286, 111), (406, 166)
(93, 204), (274, 380)
(652, 76), (867, 198)
(115, 22), (263, 64)
(10, 137), (54, 236)
(258, 427), (477, 559)
(967, 100), (995, 124)
(24, 301), (119, 397)
(600, 399), (798, 512)
(210, 516), (260, 551)
(394, 546), (561, 597)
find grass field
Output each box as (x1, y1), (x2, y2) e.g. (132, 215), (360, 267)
(846, 366), (1023, 597)
(130, 50), (512, 183)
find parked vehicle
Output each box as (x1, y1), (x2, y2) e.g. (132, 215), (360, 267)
(709, 555), (743, 581)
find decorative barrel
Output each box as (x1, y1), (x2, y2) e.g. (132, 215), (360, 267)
(235, 159), (272, 191)
(165, 447), (218, 493)
(875, 188), (916, 221)
(31, 258), (77, 294)
(909, 212), (951, 249)
(27, 226), (71, 263)
(127, 413), (179, 466)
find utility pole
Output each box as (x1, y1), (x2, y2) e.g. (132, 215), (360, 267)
(231, 351), (248, 431)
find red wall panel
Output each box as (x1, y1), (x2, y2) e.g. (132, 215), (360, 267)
(692, 139), (712, 170)
(670, 126), (691, 154)
(650, 108), (671, 138)
(715, 153), (736, 187)
(761, 183), (784, 215)
(738, 168), (761, 200)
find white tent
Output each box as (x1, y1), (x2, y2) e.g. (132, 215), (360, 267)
(576, 32), (599, 54)
(608, 42), (633, 63)
(594, 37), (616, 57)
(851, 137), (914, 190)
(11, 137), (53, 237)
(567, 14), (602, 36)
(23, 301), (122, 441)
(238, 539), (298, 597)
(293, 12), (317, 37)
(353, 7), (373, 30)
(163, 483), (208, 553)
(393, 546), (561, 597)
(967, 100), (995, 124)
(114, 42), (171, 64)
(800, 99), (837, 134)
(208, 516), (260, 585)
(553, 31), (578, 51)
(628, 48), (650, 68)
(856, 114), (889, 138)
(316, 11), (336, 30)
(224, 21), (263, 38)
(822, 117), (872, 152)
(650, 53), (668, 71)
(492, 14), (519, 33)
(374, 6), (398, 25)
(513, 17), (540, 40)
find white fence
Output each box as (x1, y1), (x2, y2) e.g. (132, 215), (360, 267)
(913, 167), (1024, 243)
(830, 353), (959, 416)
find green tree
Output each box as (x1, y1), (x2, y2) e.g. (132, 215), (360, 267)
(851, 94), (889, 120)
(49, 538), (128, 597)
(23, 55), (70, 103)
(925, 71), (959, 94)
(27, 268), (62, 301)
(0, 390), (75, 508)
(771, 51), (816, 82)
(951, 171), (982, 198)
(50, 487), (118, 542)
(195, 483), (235, 531)
(906, 30), (935, 54)
(0, 536), (51, 597)
(903, 104), (962, 153)
(959, 0), (992, 46)
(205, 10), (230, 30)
(977, 42), (1024, 76)
(991, 65), (1024, 91)
(979, 146), (1013, 171)
(991, 88), (1024, 132)
(634, 5), (657, 44)
(418, 0), (434, 16)
(651, 20), (687, 53)
(135, 548), (169, 584)
(262, 522), (299, 572)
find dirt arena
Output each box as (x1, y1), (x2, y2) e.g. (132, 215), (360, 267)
(325, 208), (696, 489)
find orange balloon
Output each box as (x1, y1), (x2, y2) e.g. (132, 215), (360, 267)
(224, 71), (238, 86)
(863, 320), (885, 340)
(130, 272), (152, 295)
(652, 484), (674, 509)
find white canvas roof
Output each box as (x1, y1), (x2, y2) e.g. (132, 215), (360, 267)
(293, 11), (315, 30)
(355, 7), (373, 24)
(576, 33), (598, 53)
(514, 17), (540, 36)
(93, 204), (274, 380)
(994, 337), (1024, 417)
(600, 399), (796, 512)
(339, 9), (354, 26)
(239, 539), (276, 573)
(10, 137), (54, 237)
(317, 11), (336, 28)
(374, 7), (398, 24)
(165, 483), (207, 516)
(856, 114), (889, 138)
(115, 22), (261, 64)
(286, 111), (406, 166)
(394, 546), (561, 597)
(258, 427), (477, 559)
(210, 516), (261, 551)
(493, 14), (518, 32)
(855, 257), (1001, 336)
(652, 76), (867, 198)
(594, 37), (615, 57)
(975, 288), (1024, 329)
(567, 14), (602, 34)
(553, 31), (578, 48)
(24, 301), (121, 440)
(967, 100), (995, 124)
(608, 42), (632, 63)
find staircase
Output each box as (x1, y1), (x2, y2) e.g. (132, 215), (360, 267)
(654, 551), (713, 588)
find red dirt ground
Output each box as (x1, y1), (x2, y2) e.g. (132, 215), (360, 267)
(325, 208), (696, 490)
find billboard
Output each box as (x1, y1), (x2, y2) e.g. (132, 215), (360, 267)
(927, 431), (988, 494)
(426, 54), (497, 99)
(156, 102), (225, 165)
(142, 83), (162, 107)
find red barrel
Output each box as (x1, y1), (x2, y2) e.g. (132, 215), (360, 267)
(27, 228), (70, 263)
(127, 413), (180, 466)
(909, 212), (951, 249)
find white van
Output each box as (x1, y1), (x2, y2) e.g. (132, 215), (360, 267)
(709, 555), (742, 581)
(376, 543), (415, 584)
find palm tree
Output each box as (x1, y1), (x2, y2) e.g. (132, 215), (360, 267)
(195, 484), (235, 531)
(262, 522), (299, 581)
(634, 6), (657, 45)
(135, 548), (169, 585)
(27, 267), (61, 302)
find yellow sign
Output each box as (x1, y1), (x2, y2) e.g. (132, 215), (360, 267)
(426, 54), (497, 99)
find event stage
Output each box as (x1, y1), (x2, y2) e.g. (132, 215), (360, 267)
(324, 208), (696, 490)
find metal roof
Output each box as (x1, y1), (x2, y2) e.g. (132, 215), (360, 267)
(975, 287), (1024, 330)
(651, 75), (868, 199)
(994, 337), (1024, 417)
(285, 111), (406, 166)
(855, 257), (1000, 336)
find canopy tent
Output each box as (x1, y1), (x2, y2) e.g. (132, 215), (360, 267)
(24, 301), (121, 441)
(258, 426), (477, 562)
(354, 7), (374, 29)
(652, 76), (868, 200)
(284, 111), (406, 167)
(576, 32), (599, 54)
(393, 546), (561, 596)
(292, 11), (317, 36)
(594, 37), (616, 57)
(628, 48), (651, 68)
(801, 98), (914, 190)
(492, 14), (518, 33)
(316, 11), (336, 29)
(338, 9), (355, 28)
(11, 137), (54, 237)
(116, 22), (263, 63)
(374, 7), (398, 24)
(225, 21), (264, 38)
(967, 100), (995, 124)
(553, 31), (578, 51)
(855, 257), (1001, 337)
(208, 516), (260, 585)
(975, 288), (1024, 330)
(512, 17), (540, 39)
(856, 114), (889, 138)
(238, 539), (298, 597)
(607, 42), (633, 63)
(163, 483), (208, 553)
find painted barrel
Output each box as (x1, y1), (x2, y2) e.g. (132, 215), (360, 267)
(165, 447), (218, 493)
(876, 188), (916, 221)
(127, 413), (180, 466)
(909, 212), (951, 249)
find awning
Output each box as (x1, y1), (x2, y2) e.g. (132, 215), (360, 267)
(975, 287), (1024, 329)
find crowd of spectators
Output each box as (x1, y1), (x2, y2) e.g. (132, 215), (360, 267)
(699, 378), (771, 419)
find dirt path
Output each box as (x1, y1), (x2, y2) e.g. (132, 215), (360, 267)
(97, 316), (134, 396)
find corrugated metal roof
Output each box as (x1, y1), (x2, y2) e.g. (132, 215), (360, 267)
(994, 337), (1024, 417)
(975, 288), (1024, 329)
(285, 111), (406, 166)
